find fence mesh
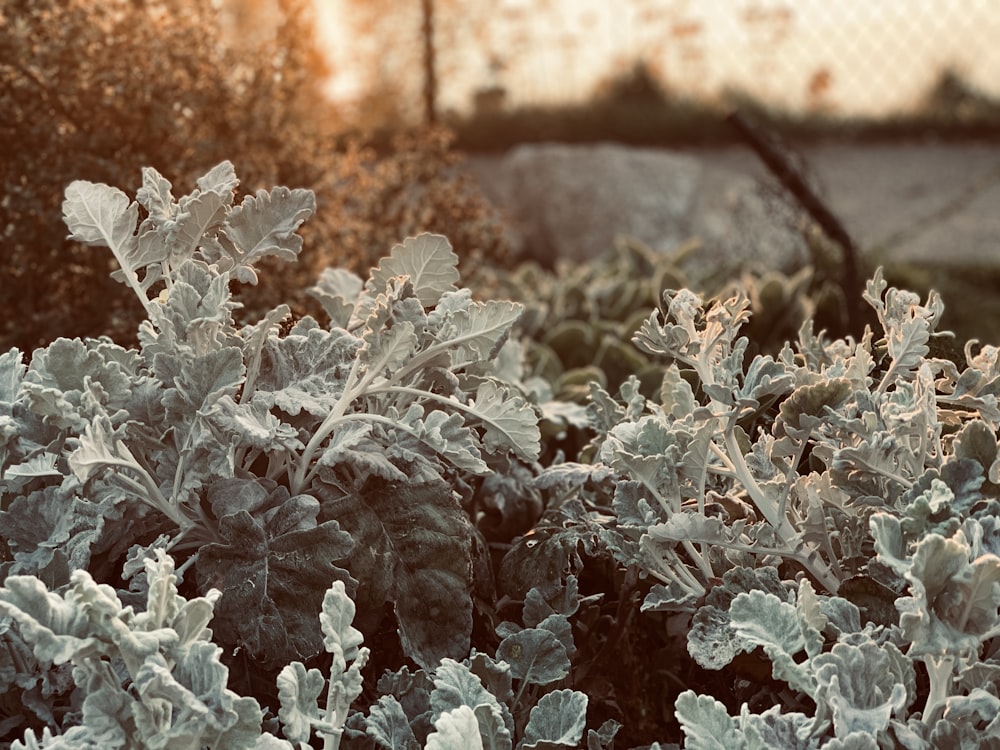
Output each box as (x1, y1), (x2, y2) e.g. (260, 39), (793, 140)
(322, 0), (1000, 133)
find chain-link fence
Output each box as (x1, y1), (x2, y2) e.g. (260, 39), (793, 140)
(322, 0), (1000, 135)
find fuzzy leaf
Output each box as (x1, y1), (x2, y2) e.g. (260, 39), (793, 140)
(425, 705), (484, 750)
(533, 463), (616, 492)
(811, 641), (910, 737)
(369, 234), (460, 308)
(136, 166), (176, 220)
(728, 590), (820, 696)
(320, 580), (364, 662)
(219, 187), (316, 284)
(195, 511), (355, 670)
(470, 380), (541, 461)
(774, 378), (853, 440)
(438, 300), (523, 366)
(136, 550), (220, 648)
(430, 658), (502, 717)
(360, 320), (419, 380)
(495, 628), (569, 685)
(63, 182), (147, 276)
(659, 364), (696, 420)
(207, 396), (304, 452)
(0, 575), (105, 667)
(320, 478), (474, 669)
(168, 187), (230, 262)
(674, 691), (742, 750)
(131, 641), (263, 748)
(68, 415), (139, 484)
(277, 661), (326, 745)
(3, 452), (61, 480)
(521, 689), (588, 748)
(686, 605), (747, 670)
(255, 325), (360, 417)
(366, 694), (420, 750)
(0, 485), (114, 577)
(401, 408), (488, 474)
(308, 268), (365, 328)
(474, 703), (513, 750)
(954, 419), (999, 474)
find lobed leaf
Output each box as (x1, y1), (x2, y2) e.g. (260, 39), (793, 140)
(366, 694), (420, 750)
(674, 690), (742, 750)
(320, 478), (474, 669)
(425, 705), (484, 750)
(494, 628), (569, 686)
(219, 187), (316, 284)
(369, 234), (460, 308)
(521, 689), (588, 749)
(319, 580), (365, 662)
(195, 510), (355, 670)
(469, 380), (541, 462)
(276, 661), (326, 745)
(430, 659), (502, 718)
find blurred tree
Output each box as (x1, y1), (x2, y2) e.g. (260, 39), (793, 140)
(0, 0), (339, 351)
(0, 0), (511, 353)
(336, 0), (477, 127)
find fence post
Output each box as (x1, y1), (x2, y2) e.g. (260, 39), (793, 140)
(421, 0), (437, 125)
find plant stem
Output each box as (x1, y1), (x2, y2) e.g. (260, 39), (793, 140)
(921, 653), (955, 721)
(720, 423), (840, 593)
(291, 356), (362, 494)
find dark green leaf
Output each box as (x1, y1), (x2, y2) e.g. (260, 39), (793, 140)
(319, 478), (474, 669)
(494, 628), (569, 685)
(774, 378), (853, 440)
(521, 689), (587, 748)
(195, 510), (354, 670)
(954, 419), (998, 474)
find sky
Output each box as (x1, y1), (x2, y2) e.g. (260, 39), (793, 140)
(312, 0), (1000, 119)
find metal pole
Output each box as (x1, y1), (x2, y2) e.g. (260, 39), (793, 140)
(421, 0), (437, 125)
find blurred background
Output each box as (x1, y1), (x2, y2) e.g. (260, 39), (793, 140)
(307, 0), (1000, 143)
(4, 0), (1000, 356)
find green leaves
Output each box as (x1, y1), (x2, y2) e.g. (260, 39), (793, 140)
(0, 552), (270, 748)
(195, 499), (355, 670)
(322, 478), (474, 670)
(369, 234), (460, 308)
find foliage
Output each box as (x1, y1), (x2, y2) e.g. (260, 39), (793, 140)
(0, 0), (337, 351)
(314, 127), (512, 290)
(7, 159), (1000, 747)
(0, 548), (606, 749)
(521, 260), (1000, 744)
(468, 235), (849, 471)
(0, 164), (537, 742)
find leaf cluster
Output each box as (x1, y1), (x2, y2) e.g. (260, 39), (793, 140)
(518, 257), (1000, 744)
(9, 157), (1000, 747)
(0, 164), (539, 743)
